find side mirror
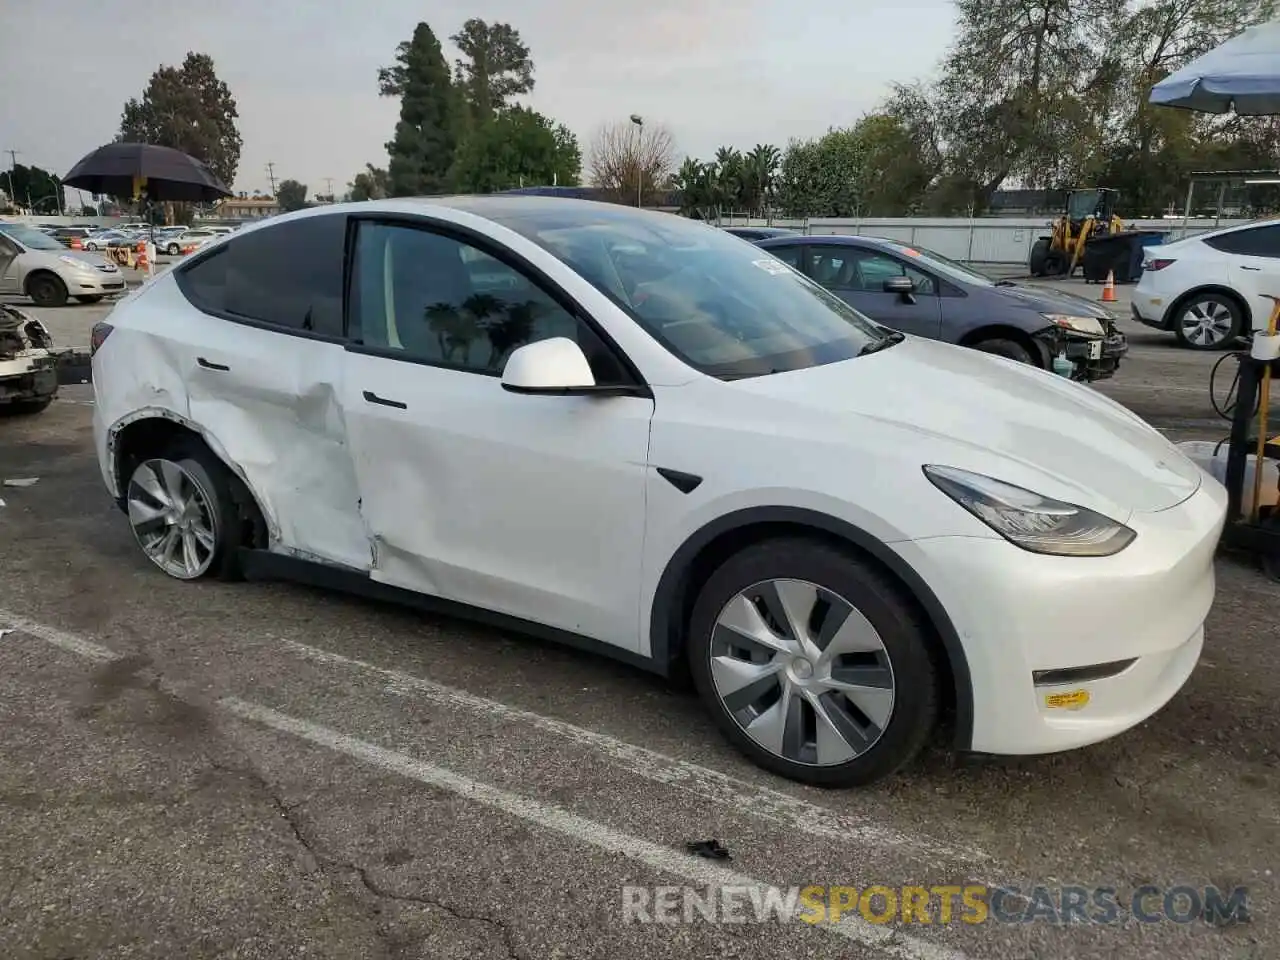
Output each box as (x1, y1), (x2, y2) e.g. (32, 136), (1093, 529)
(883, 276), (915, 295)
(501, 337), (597, 395)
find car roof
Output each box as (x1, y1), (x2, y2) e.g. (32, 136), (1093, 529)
(756, 233), (893, 251)
(1186, 215), (1280, 243)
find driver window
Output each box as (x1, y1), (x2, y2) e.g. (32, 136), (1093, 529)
(848, 250), (936, 295)
(350, 222), (626, 381)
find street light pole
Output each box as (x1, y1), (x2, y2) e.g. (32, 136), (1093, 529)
(630, 114), (644, 209)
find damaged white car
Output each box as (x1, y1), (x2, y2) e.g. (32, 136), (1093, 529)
(0, 302), (58, 414)
(91, 199), (1225, 787)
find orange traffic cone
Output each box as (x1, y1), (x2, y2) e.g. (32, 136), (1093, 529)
(69, 237), (83, 250)
(136, 245), (149, 272)
(1101, 271), (1117, 303)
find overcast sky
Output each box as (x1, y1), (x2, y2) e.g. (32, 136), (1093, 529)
(1, 0), (958, 199)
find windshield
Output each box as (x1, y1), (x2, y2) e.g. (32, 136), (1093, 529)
(881, 239), (996, 287)
(0, 223), (64, 251)
(493, 208), (886, 378)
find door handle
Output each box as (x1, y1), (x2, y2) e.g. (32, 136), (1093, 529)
(363, 390), (407, 409)
(196, 357), (230, 371)
(1241, 266), (1261, 271)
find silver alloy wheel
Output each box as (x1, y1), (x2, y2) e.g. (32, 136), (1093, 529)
(1179, 298), (1236, 347)
(709, 578), (895, 767)
(126, 458), (219, 580)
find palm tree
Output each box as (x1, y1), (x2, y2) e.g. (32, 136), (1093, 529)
(713, 147), (744, 215)
(743, 144), (782, 217)
(484, 301), (537, 370)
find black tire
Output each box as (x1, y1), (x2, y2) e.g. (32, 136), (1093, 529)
(1, 395), (54, 416)
(166, 242), (180, 256)
(1042, 252), (1067, 277)
(26, 272), (68, 308)
(75, 295), (104, 304)
(686, 537), (939, 787)
(132, 440), (245, 581)
(1028, 238), (1050, 276)
(1172, 293), (1244, 351)
(84, 242), (99, 251)
(972, 337), (1036, 365)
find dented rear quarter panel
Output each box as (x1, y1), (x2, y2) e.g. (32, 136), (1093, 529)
(92, 274), (371, 572)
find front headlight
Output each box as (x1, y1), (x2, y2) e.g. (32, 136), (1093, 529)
(923, 465), (1136, 557)
(58, 255), (97, 272)
(1042, 313), (1105, 338)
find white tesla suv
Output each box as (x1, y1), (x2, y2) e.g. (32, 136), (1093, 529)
(1132, 218), (1280, 350)
(91, 198), (1228, 786)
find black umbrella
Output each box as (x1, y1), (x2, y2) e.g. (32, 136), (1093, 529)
(63, 142), (232, 204)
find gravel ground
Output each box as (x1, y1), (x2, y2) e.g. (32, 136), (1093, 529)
(1, 278), (1277, 960)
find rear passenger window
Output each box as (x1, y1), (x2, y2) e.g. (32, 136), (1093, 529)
(178, 249), (227, 313)
(176, 214), (347, 338)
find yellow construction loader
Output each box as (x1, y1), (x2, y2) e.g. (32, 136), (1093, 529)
(1029, 188), (1124, 278)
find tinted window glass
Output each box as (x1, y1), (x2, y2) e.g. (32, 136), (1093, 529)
(176, 248), (227, 314)
(490, 208), (883, 379)
(1204, 225), (1280, 257)
(807, 248), (936, 295)
(350, 221), (626, 381)
(222, 214), (346, 336)
(765, 244), (803, 268)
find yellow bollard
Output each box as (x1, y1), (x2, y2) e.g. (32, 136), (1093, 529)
(1250, 296), (1280, 524)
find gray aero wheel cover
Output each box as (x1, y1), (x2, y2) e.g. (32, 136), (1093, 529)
(127, 458), (219, 580)
(709, 578), (896, 767)
(1180, 298), (1235, 347)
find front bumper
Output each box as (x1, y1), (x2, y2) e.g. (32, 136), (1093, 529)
(0, 354), (58, 403)
(1062, 330), (1128, 381)
(894, 476), (1227, 756)
(56, 268), (126, 297)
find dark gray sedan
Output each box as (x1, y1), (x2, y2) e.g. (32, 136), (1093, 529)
(754, 234), (1128, 381)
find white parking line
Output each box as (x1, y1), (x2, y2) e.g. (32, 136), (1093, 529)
(1, 610), (973, 960)
(277, 636), (989, 865)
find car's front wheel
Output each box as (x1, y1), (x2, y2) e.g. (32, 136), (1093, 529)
(1173, 293), (1243, 350)
(26, 272), (68, 308)
(687, 538), (938, 787)
(125, 444), (242, 581)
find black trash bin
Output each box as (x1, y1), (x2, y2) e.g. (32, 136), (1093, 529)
(1081, 231), (1169, 283)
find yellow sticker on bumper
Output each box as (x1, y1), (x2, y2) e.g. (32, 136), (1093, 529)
(1045, 690), (1090, 710)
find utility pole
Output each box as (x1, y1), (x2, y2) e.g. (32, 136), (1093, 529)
(3, 149), (18, 208)
(265, 162), (277, 196)
(324, 177), (334, 202)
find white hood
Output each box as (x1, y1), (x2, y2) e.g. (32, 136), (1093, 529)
(737, 337), (1203, 517)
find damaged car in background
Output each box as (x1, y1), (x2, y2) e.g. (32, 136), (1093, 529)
(0, 303), (57, 414)
(753, 234), (1128, 381)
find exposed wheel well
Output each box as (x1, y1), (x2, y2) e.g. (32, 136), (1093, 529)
(656, 517), (966, 744)
(958, 325), (1046, 366)
(112, 417), (268, 549)
(1164, 285), (1251, 330)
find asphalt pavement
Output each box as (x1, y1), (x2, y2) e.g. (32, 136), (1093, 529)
(1, 278), (1277, 960)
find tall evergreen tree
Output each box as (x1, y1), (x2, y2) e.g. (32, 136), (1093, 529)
(378, 23), (458, 197)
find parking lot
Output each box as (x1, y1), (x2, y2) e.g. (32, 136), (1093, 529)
(1, 279), (1277, 960)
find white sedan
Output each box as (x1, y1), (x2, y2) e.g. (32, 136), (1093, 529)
(1132, 218), (1280, 349)
(160, 229), (221, 256)
(88, 198), (1227, 786)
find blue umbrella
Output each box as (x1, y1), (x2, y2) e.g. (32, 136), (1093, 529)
(1150, 20), (1280, 115)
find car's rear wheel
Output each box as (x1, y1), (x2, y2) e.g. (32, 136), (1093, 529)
(27, 272), (68, 308)
(972, 337), (1036, 365)
(1173, 293), (1243, 350)
(687, 538), (938, 787)
(126, 444), (242, 581)
(166, 242), (180, 255)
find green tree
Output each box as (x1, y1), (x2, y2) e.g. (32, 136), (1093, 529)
(450, 107), (580, 192)
(775, 129), (865, 217)
(4, 164), (64, 211)
(277, 179), (308, 211)
(119, 52), (242, 187)
(347, 164), (389, 201)
(848, 114), (935, 215)
(379, 22), (459, 196)
(450, 19), (535, 125)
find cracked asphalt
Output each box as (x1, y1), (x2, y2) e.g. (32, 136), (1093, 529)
(1, 294), (1278, 960)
